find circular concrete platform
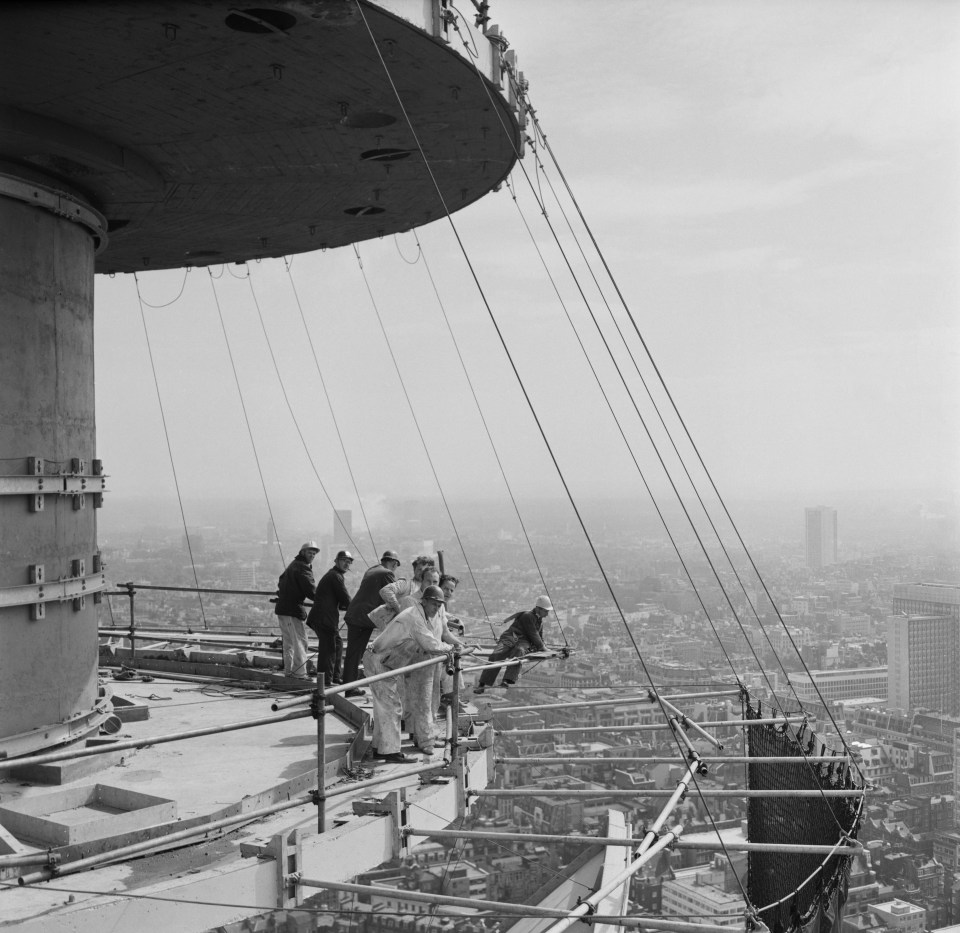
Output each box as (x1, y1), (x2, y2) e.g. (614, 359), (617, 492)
(0, 1), (522, 273)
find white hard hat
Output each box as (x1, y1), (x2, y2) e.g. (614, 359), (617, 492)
(535, 596), (553, 612)
(300, 541), (320, 553)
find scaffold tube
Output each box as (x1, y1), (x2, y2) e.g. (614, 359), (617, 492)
(472, 788), (864, 798)
(0, 709), (313, 772)
(295, 877), (731, 930)
(548, 825), (684, 933)
(497, 756), (846, 765)
(498, 716), (804, 736)
(483, 688), (740, 714)
(271, 654), (446, 711)
(404, 827), (861, 854)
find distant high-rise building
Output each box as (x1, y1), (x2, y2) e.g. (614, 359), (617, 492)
(892, 583), (960, 622)
(328, 509), (352, 563)
(333, 509), (351, 543)
(887, 614), (959, 716)
(804, 506), (837, 569)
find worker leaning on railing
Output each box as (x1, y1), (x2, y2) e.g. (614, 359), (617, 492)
(363, 584), (472, 763)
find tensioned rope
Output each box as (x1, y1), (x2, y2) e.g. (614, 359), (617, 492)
(517, 123), (803, 720)
(353, 0), (685, 728)
(447, 16), (781, 723)
(410, 229), (568, 646)
(456, 22), (862, 831)
(444, 12), (776, 711)
(503, 173), (738, 684)
(133, 272), (208, 631)
(429, 7), (860, 904)
(354, 5), (753, 910)
(206, 269), (286, 569)
(350, 243), (494, 634)
(463, 18), (843, 763)
(281, 257), (379, 561)
(489, 91), (863, 854)
(518, 85), (861, 775)
(242, 265), (372, 565)
(500, 136), (860, 859)
(504, 149), (788, 713)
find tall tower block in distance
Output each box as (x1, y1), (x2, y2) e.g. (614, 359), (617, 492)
(805, 506), (838, 570)
(332, 508), (353, 563)
(887, 613), (960, 715)
(0, 0), (523, 758)
(334, 509), (352, 544)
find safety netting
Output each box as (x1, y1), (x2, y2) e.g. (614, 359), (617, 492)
(746, 696), (863, 933)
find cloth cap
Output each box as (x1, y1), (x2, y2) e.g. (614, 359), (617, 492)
(335, 550), (354, 562)
(535, 595), (553, 612)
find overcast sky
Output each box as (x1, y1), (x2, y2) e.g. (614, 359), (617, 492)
(94, 0), (960, 543)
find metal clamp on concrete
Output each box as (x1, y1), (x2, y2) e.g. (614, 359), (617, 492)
(0, 457), (106, 512)
(0, 564), (108, 618)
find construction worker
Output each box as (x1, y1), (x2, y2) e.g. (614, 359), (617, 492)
(274, 542), (319, 679)
(473, 595), (553, 693)
(364, 585), (465, 761)
(307, 549), (353, 686)
(341, 549), (402, 697)
(438, 574), (463, 712)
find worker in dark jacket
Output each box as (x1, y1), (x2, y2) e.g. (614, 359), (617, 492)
(341, 549), (401, 696)
(308, 550), (354, 685)
(275, 541), (319, 679)
(474, 595), (553, 693)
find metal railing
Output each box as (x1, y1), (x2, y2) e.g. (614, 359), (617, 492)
(103, 582), (282, 660)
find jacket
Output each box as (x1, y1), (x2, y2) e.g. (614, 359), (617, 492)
(369, 602), (454, 670)
(499, 609), (545, 652)
(343, 563), (396, 630)
(307, 566), (351, 633)
(274, 555), (317, 621)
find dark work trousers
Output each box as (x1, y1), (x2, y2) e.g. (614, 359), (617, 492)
(343, 623), (374, 684)
(314, 626), (343, 685)
(477, 637), (532, 687)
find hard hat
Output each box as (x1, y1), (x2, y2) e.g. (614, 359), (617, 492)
(300, 541), (320, 553)
(422, 585), (446, 603)
(381, 549), (400, 563)
(535, 595), (553, 612)
(335, 550), (354, 562)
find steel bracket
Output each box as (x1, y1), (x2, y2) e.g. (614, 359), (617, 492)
(0, 560), (107, 616)
(0, 458), (106, 511)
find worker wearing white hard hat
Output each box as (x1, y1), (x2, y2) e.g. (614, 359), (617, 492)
(473, 595), (554, 693)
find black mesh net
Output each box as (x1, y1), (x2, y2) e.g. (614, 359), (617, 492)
(746, 696), (862, 933)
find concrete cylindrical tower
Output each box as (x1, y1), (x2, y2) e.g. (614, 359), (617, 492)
(0, 168), (108, 755)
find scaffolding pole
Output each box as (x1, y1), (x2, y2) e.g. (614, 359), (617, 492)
(541, 761), (697, 933)
(481, 688), (741, 715)
(271, 654), (447, 711)
(498, 716), (804, 737)
(296, 875), (734, 931)
(0, 709), (313, 772)
(497, 756), (847, 765)
(403, 827), (862, 855)
(472, 788), (864, 798)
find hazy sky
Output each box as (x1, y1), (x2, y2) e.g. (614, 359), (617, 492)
(94, 1), (960, 543)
